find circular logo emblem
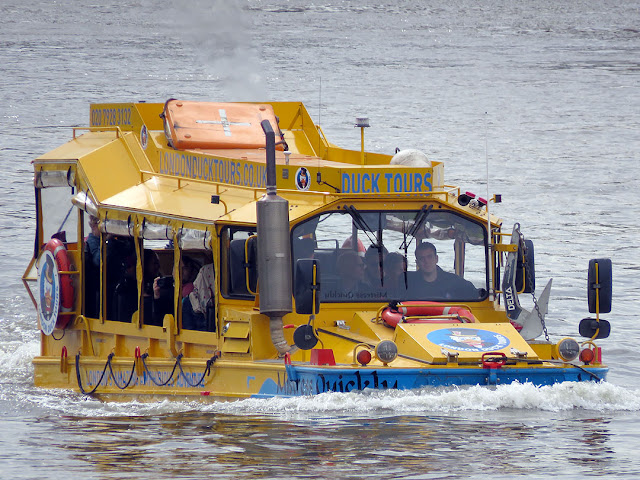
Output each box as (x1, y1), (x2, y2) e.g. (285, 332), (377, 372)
(427, 328), (510, 352)
(140, 125), (148, 150)
(37, 250), (60, 335)
(295, 167), (310, 191)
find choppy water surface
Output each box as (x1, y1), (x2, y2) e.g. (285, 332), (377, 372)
(1, 0), (639, 478)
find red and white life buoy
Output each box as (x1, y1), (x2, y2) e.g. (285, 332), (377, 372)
(39, 238), (75, 332)
(381, 301), (476, 328)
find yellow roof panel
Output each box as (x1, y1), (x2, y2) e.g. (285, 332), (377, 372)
(36, 131), (119, 161)
(101, 176), (334, 225)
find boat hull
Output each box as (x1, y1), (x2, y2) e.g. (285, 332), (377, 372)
(33, 353), (607, 401)
(264, 364), (607, 397)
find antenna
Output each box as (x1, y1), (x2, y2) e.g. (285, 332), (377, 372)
(318, 77), (322, 156)
(485, 111), (494, 301)
(318, 76), (321, 127)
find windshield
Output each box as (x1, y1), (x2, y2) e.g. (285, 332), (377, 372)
(291, 207), (487, 303)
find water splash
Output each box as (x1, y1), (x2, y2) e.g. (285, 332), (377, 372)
(204, 382), (640, 416)
(13, 380), (640, 420)
(2, 328), (637, 418)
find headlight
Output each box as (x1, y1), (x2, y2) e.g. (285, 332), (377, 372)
(375, 340), (398, 365)
(356, 349), (372, 366)
(579, 348), (595, 365)
(557, 337), (580, 362)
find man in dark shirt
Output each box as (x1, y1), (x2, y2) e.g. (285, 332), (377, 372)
(410, 241), (478, 300)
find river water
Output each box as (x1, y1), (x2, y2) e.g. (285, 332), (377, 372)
(1, 0), (639, 478)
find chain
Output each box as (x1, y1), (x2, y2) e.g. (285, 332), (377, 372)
(520, 231), (550, 341)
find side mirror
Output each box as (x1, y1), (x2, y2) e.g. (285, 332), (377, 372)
(579, 318), (611, 339)
(588, 258), (612, 314)
(294, 259), (320, 315)
(515, 239), (535, 293)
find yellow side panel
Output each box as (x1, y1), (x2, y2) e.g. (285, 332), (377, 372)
(222, 338), (250, 353)
(224, 323), (250, 338)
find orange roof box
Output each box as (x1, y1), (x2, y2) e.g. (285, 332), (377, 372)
(161, 100), (285, 150)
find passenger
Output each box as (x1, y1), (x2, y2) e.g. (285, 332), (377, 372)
(112, 253), (138, 322)
(384, 252), (408, 296)
(409, 241), (478, 300)
(106, 235), (136, 321)
(143, 249), (161, 294)
(85, 216), (101, 267)
(363, 245), (388, 288)
(84, 215), (101, 318)
(145, 249), (173, 326)
(182, 263), (215, 331)
(336, 250), (368, 295)
(180, 256), (200, 298)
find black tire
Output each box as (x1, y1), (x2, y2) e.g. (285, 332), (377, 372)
(516, 239), (535, 294)
(588, 258), (612, 314)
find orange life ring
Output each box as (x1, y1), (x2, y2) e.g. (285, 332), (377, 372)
(382, 301), (476, 328)
(44, 238), (75, 329)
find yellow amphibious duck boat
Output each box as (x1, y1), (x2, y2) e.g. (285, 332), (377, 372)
(23, 100), (612, 400)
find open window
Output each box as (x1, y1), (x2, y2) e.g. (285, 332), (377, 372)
(220, 226), (257, 298)
(141, 238), (174, 326)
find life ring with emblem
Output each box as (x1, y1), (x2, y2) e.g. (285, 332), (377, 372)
(44, 238), (75, 329)
(381, 301), (476, 328)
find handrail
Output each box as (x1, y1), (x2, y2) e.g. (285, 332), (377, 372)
(72, 126), (121, 140)
(75, 315), (95, 356)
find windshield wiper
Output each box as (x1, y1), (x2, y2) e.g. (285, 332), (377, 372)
(345, 205), (373, 231)
(376, 223), (384, 287)
(57, 204), (75, 235)
(345, 205), (377, 245)
(400, 205), (432, 289)
(345, 205), (386, 286)
(400, 205), (432, 250)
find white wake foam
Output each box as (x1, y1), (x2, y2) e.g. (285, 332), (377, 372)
(204, 381), (640, 415)
(17, 380), (640, 419)
(3, 336), (637, 418)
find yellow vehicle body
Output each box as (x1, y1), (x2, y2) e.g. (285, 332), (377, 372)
(23, 101), (608, 401)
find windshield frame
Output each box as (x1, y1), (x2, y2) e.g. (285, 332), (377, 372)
(291, 205), (489, 304)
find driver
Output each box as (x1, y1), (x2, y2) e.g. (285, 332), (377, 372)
(409, 241), (478, 300)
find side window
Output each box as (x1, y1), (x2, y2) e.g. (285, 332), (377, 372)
(37, 184), (83, 321)
(105, 235), (137, 322)
(220, 227), (257, 298)
(83, 214), (101, 318)
(40, 186), (78, 245)
(141, 239), (174, 326)
(181, 249), (215, 331)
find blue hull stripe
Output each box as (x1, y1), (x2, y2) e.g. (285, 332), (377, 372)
(253, 365), (608, 397)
